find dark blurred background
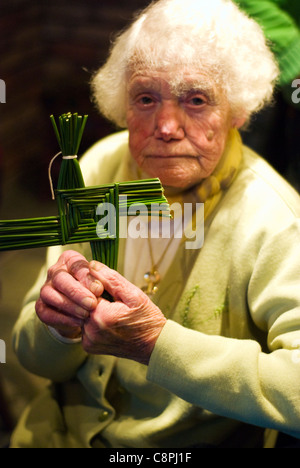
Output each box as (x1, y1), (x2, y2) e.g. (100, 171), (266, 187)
(0, 0), (151, 205)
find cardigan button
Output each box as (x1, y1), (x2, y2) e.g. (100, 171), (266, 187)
(98, 410), (109, 422)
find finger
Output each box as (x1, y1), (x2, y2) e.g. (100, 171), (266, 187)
(87, 297), (124, 329)
(62, 250), (88, 270)
(89, 261), (146, 308)
(82, 305), (123, 351)
(35, 298), (84, 332)
(51, 269), (98, 311)
(40, 284), (90, 320)
(65, 254), (104, 296)
(47, 250), (86, 281)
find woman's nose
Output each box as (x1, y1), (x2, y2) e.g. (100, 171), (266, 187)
(154, 102), (185, 141)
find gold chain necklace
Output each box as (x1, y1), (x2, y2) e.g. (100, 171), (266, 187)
(140, 186), (195, 298)
(141, 231), (175, 297)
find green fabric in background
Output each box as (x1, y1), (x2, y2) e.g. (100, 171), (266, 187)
(234, 0), (300, 85)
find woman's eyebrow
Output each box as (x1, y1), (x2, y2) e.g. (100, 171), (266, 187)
(127, 79), (161, 96)
(173, 81), (217, 103)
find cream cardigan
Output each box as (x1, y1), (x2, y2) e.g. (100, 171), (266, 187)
(11, 131), (300, 448)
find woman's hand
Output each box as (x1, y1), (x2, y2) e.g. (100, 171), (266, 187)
(82, 261), (167, 365)
(35, 251), (104, 339)
(36, 251), (166, 364)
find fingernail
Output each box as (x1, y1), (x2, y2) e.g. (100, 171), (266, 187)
(90, 261), (101, 271)
(74, 306), (90, 320)
(90, 280), (103, 296)
(82, 297), (95, 310)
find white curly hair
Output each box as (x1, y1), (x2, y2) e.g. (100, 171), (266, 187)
(91, 0), (279, 128)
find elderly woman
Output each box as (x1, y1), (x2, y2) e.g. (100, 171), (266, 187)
(11, 0), (300, 448)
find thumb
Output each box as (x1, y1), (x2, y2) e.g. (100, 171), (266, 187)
(89, 261), (145, 308)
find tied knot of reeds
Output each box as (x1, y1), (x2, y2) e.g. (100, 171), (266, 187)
(49, 113), (87, 197)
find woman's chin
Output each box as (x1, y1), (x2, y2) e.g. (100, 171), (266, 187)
(144, 167), (199, 190)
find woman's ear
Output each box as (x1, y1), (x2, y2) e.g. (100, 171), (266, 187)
(232, 114), (247, 129)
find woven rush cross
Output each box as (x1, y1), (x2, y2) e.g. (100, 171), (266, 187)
(0, 113), (170, 274)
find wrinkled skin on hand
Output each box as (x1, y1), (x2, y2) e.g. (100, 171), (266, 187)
(83, 261), (167, 365)
(36, 251), (103, 339)
(36, 250), (166, 365)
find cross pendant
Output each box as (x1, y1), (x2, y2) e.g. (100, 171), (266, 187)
(142, 269), (161, 297)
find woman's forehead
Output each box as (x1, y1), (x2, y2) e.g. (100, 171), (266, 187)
(127, 70), (218, 99)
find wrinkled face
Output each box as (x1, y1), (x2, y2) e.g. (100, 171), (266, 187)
(126, 70), (242, 190)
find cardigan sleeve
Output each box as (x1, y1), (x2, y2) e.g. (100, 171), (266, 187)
(147, 220), (300, 439)
(234, 0), (300, 85)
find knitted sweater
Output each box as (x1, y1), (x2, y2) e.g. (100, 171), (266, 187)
(11, 131), (300, 448)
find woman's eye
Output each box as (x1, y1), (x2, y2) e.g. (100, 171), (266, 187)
(189, 96), (206, 107)
(138, 96), (154, 106)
